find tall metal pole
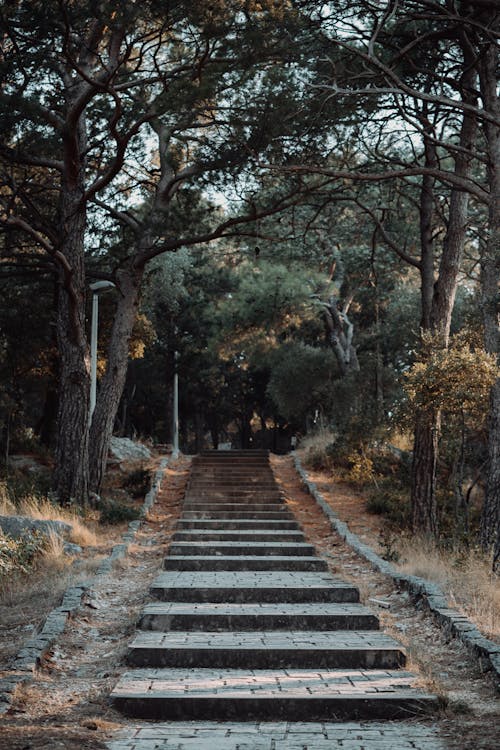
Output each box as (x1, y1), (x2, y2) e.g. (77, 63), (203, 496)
(172, 351), (179, 458)
(89, 280), (115, 420)
(90, 291), (99, 419)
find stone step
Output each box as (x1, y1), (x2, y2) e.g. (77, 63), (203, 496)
(184, 493), (283, 501)
(181, 511), (295, 520)
(150, 571), (359, 603)
(126, 631), (406, 670)
(188, 477), (276, 484)
(105, 720), (448, 750)
(176, 519), (301, 530)
(111, 667), (438, 721)
(183, 503), (286, 512)
(162, 555), (328, 572)
(172, 530), (307, 543)
(138, 601), (380, 632)
(168, 541), (316, 556)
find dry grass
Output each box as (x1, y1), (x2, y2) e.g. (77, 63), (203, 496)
(396, 537), (500, 641)
(0, 490), (99, 547)
(298, 428), (337, 453)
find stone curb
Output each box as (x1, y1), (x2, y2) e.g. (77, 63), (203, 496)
(293, 454), (500, 691)
(0, 456), (170, 714)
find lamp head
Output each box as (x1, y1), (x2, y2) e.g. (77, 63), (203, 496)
(90, 280), (115, 293)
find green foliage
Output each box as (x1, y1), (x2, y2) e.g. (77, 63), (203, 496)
(123, 468), (152, 498)
(266, 343), (336, 423)
(99, 500), (142, 525)
(366, 480), (411, 527)
(403, 330), (499, 426)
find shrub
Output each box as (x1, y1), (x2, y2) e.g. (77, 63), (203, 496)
(123, 468), (152, 498)
(0, 529), (46, 578)
(366, 480), (410, 527)
(99, 499), (141, 525)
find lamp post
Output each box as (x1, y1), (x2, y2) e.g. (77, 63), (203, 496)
(89, 280), (115, 419)
(172, 349), (179, 458)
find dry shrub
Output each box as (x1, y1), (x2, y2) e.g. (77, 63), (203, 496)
(298, 429), (337, 471)
(13, 495), (98, 547)
(396, 537), (499, 640)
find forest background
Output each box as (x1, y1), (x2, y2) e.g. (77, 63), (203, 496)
(0, 0), (499, 574)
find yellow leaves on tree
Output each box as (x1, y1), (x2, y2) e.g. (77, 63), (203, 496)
(404, 330), (499, 427)
(129, 314), (156, 360)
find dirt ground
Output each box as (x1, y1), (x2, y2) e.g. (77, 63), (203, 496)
(272, 455), (500, 750)
(0, 453), (498, 749)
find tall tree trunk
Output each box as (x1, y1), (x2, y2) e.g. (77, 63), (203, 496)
(89, 264), (143, 494)
(411, 116), (439, 531)
(411, 60), (477, 533)
(52, 113), (90, 506)
(411, 411), (440, 534)
(478, 31), (500, 564)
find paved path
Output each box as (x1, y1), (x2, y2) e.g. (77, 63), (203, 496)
(109, 450), (446, 748)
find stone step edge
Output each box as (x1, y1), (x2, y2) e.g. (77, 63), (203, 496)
(0, 457), (172, 714)
(111, 688), (439, 721)
(126, 631), (406, 669)
(293, 454), (500, 692)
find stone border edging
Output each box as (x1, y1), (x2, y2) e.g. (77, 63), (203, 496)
(0, 456), (169, 714)
(293, 453), (500, 691)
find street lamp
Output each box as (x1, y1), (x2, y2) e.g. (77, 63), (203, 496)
(89, 280), (115, 419)
(172, 349), (179, 458)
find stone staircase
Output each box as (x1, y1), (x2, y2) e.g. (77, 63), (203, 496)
(111, 450), (438, 721)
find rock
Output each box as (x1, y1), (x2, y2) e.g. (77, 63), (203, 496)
(108, 437), (152, 462)
(0, 515), (72, 540)
(63, 542), (82, 556)
(7, 454), (51, 476)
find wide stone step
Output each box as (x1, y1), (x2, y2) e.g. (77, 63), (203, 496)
(184, 493), (283, 501)
(126, 631), (405, 669)
(162, 555), (328, 572)
(168, 541), (316, 556)
(111, 667), (438, 720)
(188, 482), (277, 490)
(106, 720), (448, 750)
(183, 503), (286, 512)
(150, 571), (359, 603)
(172, 529), (307, 542)
(176, 519), (301, 530)
(138, 602), (380, 632)
(181, 511), (294, 520)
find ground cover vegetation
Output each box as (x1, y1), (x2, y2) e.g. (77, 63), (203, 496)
(0, 1), (499, 574)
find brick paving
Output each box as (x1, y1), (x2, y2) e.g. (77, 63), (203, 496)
(109, 450), (445, 746)
(108, 721), (447, 749)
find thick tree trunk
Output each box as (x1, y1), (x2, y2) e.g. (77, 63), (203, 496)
(323, 297), (359, 374)
(411, 62), (477, 534)
(479, 33), (500, 562)
(89, 264), (143, 494)
(52, 185), (90, 505)
(411, 411), (440, 534)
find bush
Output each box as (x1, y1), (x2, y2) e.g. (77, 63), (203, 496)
(0, 529), (46, 578)
(366, 481), (410, 527)
(99, 499), (141, 525)
(123, 468), (152, 498)
(300, 430), (337, 471)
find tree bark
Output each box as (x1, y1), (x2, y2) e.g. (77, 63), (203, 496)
(411, 56), (477, 534)
(89, 264), (143, 494)
(323, 297), (360, 375)
(52, 104), (90, 506)
(411, 411), (440, 534)
(478, 29), (500, 563)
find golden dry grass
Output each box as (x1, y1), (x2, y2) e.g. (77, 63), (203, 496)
(396, 537), (500, 640)
(0, 490), (99, 547)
